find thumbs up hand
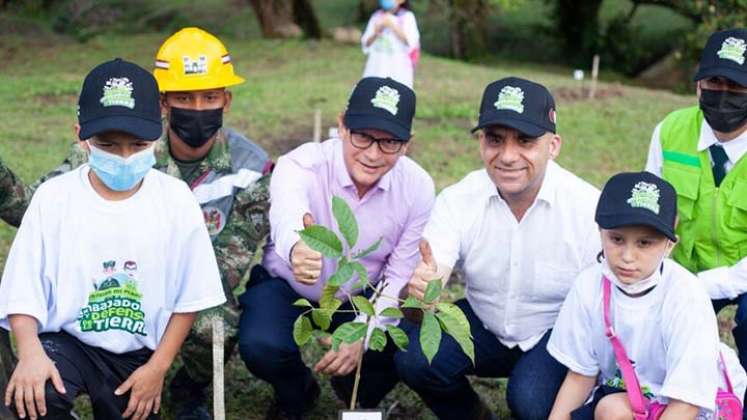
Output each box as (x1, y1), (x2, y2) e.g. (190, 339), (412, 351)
(407, 239), (439, 301)
(291, 213), (323, 285)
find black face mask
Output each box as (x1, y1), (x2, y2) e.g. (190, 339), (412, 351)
(169, 107), (223, 148)
(699, 88), (747, 133)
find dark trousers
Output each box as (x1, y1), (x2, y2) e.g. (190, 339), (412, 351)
(9, 331), (157, 420)
(394, 299), (567, 420)
(237, 266), (399, 415)
(0, 330), (15, 420)
(714, 295), (747, 416)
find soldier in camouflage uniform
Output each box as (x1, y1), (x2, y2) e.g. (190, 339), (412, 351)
(0, 162), (28, 419)
(0, 28), (271, 420)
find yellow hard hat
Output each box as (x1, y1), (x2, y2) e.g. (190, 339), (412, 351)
(154, 27), (245, 92)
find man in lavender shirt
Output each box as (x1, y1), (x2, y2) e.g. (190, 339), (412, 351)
(237, 77), (435, 419)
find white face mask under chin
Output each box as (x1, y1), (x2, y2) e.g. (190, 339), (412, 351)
(602, 257), (665, 296)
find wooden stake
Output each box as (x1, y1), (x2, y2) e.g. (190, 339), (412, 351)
(212, 315), (225, 420)
(313, 109), (322, 143)
(589, 54), (600, 99)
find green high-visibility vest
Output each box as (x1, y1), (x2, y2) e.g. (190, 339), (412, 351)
(659, 106), (747, 273)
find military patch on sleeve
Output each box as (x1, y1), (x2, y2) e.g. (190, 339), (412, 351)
(203, 206), (226, 236)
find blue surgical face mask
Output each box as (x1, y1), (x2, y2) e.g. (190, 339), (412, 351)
(379, 0), (396, 11)
(87, 142), (156, 192)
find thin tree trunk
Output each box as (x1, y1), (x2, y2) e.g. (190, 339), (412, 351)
(449, 0), (488, 59)
(293, 0), (321, 39)
(248, 0), (302, 38)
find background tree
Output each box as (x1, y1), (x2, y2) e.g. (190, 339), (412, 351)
(248, 0), (321, 39)
(547, 0), (603, 66)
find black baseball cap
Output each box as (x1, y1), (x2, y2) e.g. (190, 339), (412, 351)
(694, 28), (747, 87)
(343, 77), (415, 141)
(78, 58), (162, 141)
(472, 77), (557, 138)
(595, 172), (677, 242)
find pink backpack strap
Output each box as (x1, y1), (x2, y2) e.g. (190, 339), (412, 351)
(602, 276), (650, 420)
(720, 351), (735, 394)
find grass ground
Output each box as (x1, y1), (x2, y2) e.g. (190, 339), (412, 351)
(0, 27), (733, 419)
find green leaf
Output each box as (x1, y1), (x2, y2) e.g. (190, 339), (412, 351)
(350, 261), (369, 289)
(312, 309), (332, 331)
(420, 312), (442, 364)
(351, 296), (375, 317)
(369, 328), (387, 352)
(386, 325), (410, 351)
(297, 225), (342, 257)
(355, 237), (383, 259)
(379, 307), (404, 319)
(436, 303), (475, 365)
(423, 279), (443, 304)
(293, 298), (312, 308)
(319, 284), (341, 310)
(401, 296), (424, 309)
(312, 329), (331, 339)
(332, 196), (358, 248)
(332, 322), (368, 347)
(327, 260), (355, 287)
(292, 316), (313, 346)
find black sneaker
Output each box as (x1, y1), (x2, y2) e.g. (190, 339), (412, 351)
(330, 375), (352, 407)
(265, 376), (320, 420)
(170, 367), (211, 420)
(175, 401), (212, 420)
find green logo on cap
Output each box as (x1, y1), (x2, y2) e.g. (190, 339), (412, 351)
(371, 85), (400, 116)
(494, 86), (525, 114)
(627, 182), (660, 215)
(717, 37), (746, 65)
(100, 77), (135, 109)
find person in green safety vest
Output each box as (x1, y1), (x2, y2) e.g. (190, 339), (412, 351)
(645, 28), (747, 414)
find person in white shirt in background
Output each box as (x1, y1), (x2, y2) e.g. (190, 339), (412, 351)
(548, 171), (747, 420)
(395, 77), (601, 420)
(361, 0), (420, 89)
(0, 59), (225, 420)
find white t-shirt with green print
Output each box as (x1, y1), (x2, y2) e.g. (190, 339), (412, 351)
(0, 165), (226, 354)
(548, 259), (747, 415)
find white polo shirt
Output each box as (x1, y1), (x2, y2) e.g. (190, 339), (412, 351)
(424, 161), (600, 351)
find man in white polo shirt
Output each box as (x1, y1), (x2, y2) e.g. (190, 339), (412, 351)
(395, 77), (601, 420)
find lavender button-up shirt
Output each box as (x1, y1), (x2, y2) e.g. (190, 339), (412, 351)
(263, 138), (435, 326)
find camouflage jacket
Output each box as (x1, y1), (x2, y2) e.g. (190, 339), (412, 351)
(0, 128), (271, 302)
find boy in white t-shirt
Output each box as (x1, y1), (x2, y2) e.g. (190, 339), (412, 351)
(0, 59), (226, 420)
(548, 172), (747, 419)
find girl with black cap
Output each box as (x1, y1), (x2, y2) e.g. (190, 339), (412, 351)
(547, 171), (746, 420)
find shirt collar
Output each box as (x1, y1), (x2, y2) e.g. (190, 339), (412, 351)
(698, 119), (747, 164)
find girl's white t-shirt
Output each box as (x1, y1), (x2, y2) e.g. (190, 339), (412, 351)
(361, 9), (420, 88)
(549, 259), (747, 414)
(0, 165), (226, 354)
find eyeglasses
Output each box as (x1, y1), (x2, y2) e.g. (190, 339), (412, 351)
(349, 130), (407, 154)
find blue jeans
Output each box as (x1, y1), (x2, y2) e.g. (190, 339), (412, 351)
(237, 266), (398, 415)
(394, 299), (566, 420)
(713, 294), (747, 416)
